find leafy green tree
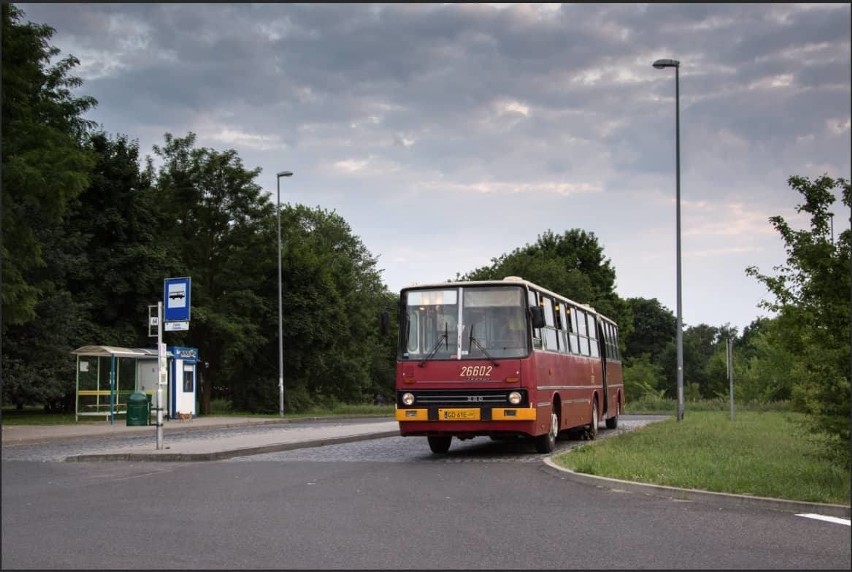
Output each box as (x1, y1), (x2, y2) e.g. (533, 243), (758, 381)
(261, 204), (391, 411)
(623, 354), (665, 401)
(746, 174), (851, 467)
(2, 132), (163, 410)
(683, 323), (721, 397)
(459, 229), (633, 348)
(1, 3), (96, 327)
(729, 318), (795, 402)
(148, 133), (275, 414)
(64, 132), (163, 346)
(623, 297), (676, 365)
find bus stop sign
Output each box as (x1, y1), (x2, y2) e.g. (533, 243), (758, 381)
(164, 277), (191, 322)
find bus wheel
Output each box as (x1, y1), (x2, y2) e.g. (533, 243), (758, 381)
(427, 436), (452, 454)
(534, 411), (558, 453)
(586, 401), (599, 440)
(605, 400), (620, 430)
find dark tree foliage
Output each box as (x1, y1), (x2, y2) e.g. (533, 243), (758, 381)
(237, 203), (392, 412)
(2, 131), (162, 410)
(623, 297), (676, 364)
(145, 133), (394, 414)
(458, 229), (633, 349)
(147, 133), (276, 414)
(64, 132), (163, 346)
(747, 174), (851, 467)
(1, 3), (97, 327)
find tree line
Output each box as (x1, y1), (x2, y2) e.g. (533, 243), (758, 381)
(2, 5), (848, 466)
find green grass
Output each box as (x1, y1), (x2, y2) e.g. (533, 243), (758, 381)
(625, 395), (791, 414)
(554, 410), (850, 506)
(0, 408), (106, 426)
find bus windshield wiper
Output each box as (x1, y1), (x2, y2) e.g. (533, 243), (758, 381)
(468, 325), (499, 367)
(418, 324), (449, 367)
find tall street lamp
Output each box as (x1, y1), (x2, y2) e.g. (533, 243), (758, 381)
(276, 170), (293, 417)
(653, 58), (684, 422)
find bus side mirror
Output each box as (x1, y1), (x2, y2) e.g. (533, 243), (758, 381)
(379, 310), (390, 336)
(530, 306), (545, 329)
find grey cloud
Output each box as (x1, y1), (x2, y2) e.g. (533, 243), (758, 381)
(14, 2), (850, 330)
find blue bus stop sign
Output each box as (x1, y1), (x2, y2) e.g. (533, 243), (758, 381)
(164, 277), (191, 322)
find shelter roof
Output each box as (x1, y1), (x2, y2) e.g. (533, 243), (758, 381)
(70, 346), (163, 358)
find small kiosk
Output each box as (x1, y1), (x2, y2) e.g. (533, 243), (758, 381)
(168, 346), (199, 419)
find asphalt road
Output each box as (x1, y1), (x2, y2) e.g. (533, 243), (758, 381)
(2, 420), (850, 570)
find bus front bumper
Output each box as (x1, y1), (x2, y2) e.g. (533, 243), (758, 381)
(395, 407), (537, 423)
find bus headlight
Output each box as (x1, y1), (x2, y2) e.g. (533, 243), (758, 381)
(401, 392), (415, 406)
(508, 391), (522, 405)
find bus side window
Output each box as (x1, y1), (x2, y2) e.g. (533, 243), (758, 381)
(576, 309), (590, 356)
(608, 323), (617, 360)
(528, 290), (543, 349)
(568, 306), (580, 354)
(612, 324), (621, 361)
(556, 303), (568, 354)
(542, 296), (558, 351)
(589, 315), (599, 358)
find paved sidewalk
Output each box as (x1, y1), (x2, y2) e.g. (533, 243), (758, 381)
(1, 415), (363, 444)
(1, 416), (399, 461)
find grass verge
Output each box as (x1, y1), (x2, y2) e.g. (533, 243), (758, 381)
(553, 410), (850, 506)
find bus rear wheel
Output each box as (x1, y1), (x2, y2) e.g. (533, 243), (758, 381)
(605, 400), (620, 429)
(586, 401), (599, 440)
(427, 435), (452, 454)
(534, 411), (558, 453)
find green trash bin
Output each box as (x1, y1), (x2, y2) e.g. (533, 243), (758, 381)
(126, 391), (150, 426)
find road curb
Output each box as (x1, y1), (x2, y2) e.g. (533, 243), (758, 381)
(541, 457), (851, 518)
(65, 430), (400, 462)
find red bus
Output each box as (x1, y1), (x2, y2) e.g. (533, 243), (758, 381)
(394, 276), (624, 454)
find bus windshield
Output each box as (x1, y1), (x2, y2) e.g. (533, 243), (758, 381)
(401, 285), (528, 361)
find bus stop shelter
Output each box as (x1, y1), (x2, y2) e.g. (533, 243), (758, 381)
(71, 345), (165, 423)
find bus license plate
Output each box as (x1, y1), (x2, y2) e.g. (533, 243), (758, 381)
(439, 408), (480, 421)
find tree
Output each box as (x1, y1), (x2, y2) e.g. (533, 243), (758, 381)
(730, 318), (795, 403)
(746, 174), (851, 467)
(458, 229), (633, 348)
(1, 3), (96, 327)
(148, 133), (275, 415)
(623, 297), (676, 365)
(257, 203), (391, 411)
(64, 132), (162, 346)
(1, 132), (160, 410)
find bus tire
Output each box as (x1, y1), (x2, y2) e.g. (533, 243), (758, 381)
(427, 435), (452, 454)
(586, 401), (599, 440)
(605, 400), (620, 429)
(534, 411), (558, 453)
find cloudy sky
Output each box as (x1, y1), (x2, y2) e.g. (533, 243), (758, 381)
(18, 3), (851, 332)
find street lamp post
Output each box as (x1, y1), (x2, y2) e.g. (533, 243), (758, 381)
(653, 58), (685, 422)
(276, 170), (293, 417)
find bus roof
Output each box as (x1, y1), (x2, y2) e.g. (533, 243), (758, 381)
(400, 276), (610, 321)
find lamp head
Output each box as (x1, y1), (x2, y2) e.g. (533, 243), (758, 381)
(277, 171), (293, 178)
(653, 59), (680, 69)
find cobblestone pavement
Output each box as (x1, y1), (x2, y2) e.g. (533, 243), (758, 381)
(1, 416), (664, 463)
(227, 417), (661, 463)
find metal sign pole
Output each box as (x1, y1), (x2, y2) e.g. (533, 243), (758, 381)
(157, 301), (165, 450)
(727, 337), (735, 421)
